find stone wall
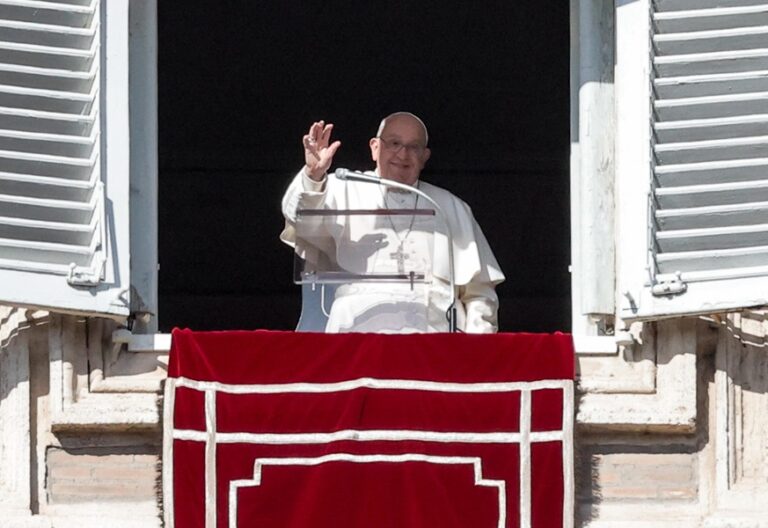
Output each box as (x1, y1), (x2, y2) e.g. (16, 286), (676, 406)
(575, 311), (768, 528)
(0, 307), (163, 527)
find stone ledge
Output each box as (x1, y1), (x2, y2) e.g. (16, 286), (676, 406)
(702, 514), (768, 528)
(0, 517), (51, 528)
(50, 394), (161, 432)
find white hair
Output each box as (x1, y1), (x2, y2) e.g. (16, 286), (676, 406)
(376, 112), (429, 146)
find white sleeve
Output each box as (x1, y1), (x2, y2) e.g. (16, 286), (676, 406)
(279, 168), (333, 248)
(281, 168), (329, 223)
(459, 281), (500, 334)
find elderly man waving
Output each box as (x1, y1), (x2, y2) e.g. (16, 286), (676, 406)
(281, 112), (504, 333)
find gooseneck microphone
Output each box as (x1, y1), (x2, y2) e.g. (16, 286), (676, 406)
(333, 168), (458, 332)
(334, 168), (380, 184)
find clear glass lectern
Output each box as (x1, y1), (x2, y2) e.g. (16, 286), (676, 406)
(293, 207), (436, 333)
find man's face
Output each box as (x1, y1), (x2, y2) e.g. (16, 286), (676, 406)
(369, 116), (431, 185)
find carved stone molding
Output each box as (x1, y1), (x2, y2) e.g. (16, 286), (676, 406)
(49, 315), (164, 431)
(0, 306), (33, 516)
(711, 310), (768, 520)
(577, 318), (700, 431)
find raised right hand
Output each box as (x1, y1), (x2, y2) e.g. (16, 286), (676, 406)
(302, 120), (341, 181)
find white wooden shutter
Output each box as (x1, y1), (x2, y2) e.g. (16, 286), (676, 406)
(621, 0), (768, 319)
(0, 0), (130, 317)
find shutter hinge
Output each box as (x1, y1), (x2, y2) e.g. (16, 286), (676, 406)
(651, 271), (687, 297)
(66, 262), (103, 286)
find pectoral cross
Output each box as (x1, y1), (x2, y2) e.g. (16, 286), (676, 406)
(389, 242), (410, 274)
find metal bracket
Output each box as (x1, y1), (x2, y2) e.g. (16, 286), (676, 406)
(66, 261), (104, 286)
(651, 271), (687, 297)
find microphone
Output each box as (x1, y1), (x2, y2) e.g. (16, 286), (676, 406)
(332, 168), (458, 332)
(335, 168), (423, 196)
(334, 168), (380, 184)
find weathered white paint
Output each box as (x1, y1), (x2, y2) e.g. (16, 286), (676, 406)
(619, 0), (768, 319)
(577, 0), (616, 317)
(631, 273), (768, 320)
(570, 0), (583, 335)
(128, 0), (159, 333)
(102, 0), (132, 316)
(614, 0), (654, 320)
(570, 0), (616, 337)
(0, 308), (33, 518)
(0, 1), (131, 318)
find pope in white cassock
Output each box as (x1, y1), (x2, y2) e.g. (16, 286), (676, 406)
(281, 112), (505, 333)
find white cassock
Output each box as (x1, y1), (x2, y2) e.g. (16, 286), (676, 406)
(281, 169), (505, 333)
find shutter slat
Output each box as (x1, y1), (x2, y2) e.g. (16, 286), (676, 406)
(654, 6), (768, 33)
(657, 201), (768, 229)
(655, 26), (768, 55)
(0, 177), (94, 202)
(656, 223), (768, 252)
(656, 157), (768, 185)
(0, 147), (94, 165)
(0, 236), (96, 267)
(0, 170), (94, 186)
(655, 92), (768, 121)
(0, 103), (94, 136)
(0, 156), (94, 180)
(0, 1), (95, 14)
(655, 135), (768, 163)
(0, 62), (95, 78)
(656, 114), (768, 142)
(655, 70), (768, 99)
(0, 213), (94, 245)
(0, 2), (94, 28)
(652, 0), (768, 285)
(0, 63), (95, 94)
(655, 52), (768, 77)
(656, 178), (768, 207)
(0, 127), (94, 144)
(0, 193), (95, 224)
(0, 17), (95, 35)
(656, 0), (768, 12)
(657, 246), (768, 274)
(0, 83), (93, 100)
(0, 39), (95, 57)
(0, 103), (94, 121)
(0, 127), (95, 158)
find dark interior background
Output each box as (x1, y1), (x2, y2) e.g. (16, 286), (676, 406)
(157, 1), (571, 332)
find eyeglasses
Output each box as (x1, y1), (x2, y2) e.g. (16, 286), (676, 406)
(377, 137), (426, 156)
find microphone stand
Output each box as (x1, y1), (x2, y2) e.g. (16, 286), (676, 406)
(335, 168), (457, 333)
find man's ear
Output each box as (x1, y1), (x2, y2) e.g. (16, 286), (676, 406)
(369, 137), (380, 161)
(421, 147), (431, 165)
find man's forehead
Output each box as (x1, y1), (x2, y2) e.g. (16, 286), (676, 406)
(380, 117), (427, 142)
(377, 112), (429, 144)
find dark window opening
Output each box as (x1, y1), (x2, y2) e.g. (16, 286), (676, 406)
(158, 2), (570, 332)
